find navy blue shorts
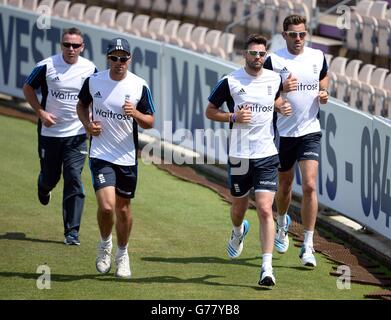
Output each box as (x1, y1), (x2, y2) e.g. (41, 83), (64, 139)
(278, 132), (322, 172)
(228, 154), (279, 197)
(89, 158), (137, 199)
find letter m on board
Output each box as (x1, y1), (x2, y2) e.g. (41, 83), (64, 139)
(171, 57), (189, 132)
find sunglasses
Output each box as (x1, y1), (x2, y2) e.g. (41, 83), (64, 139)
(108, 55), (131, 63)
(62, 42), (83, 49)
(247, 50), (267, 57)
(285, 31), (307, 39)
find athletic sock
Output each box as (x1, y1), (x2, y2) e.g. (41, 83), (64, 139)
(117, 245), (128, 257)
(100, 234), (112, 248)
(277, 213), (288, 228)
(303, 230), (314, 248)
(261, 253), (273, 270)
(233, 223), (244, 236)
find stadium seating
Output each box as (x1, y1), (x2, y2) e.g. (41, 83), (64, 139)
(156, 19), (180, 43)
(169, 22), (195, 47)
(199, 29), (222, 54)
(185, 0), (204, 22)
(38, 0), (54, 9)
(335, 59), (362, 103)
(262, 0), (279, 35)
(128, 14), (150, 37)
(116, 11), (134, 33)
(349, 63), (377, 110)
(328, 56), (348, 96)
(24, 0), (38, 10)
(167, 0), (186, 20)
(68, 3), (86, 21)
(276, 0), (295, 33)
(201, 0), (220, 26)
(52, 0), (71, 18)
(377, 18), (391, 58)
(145, 17), (167, 40)
(84, 6), (102, 25)
(151, 0), (169, 17)
(7, 0), (23, 7)
(100, 8), (117, 29)
(212, 32), (236, 60)
(216, 0), (236, 28)
(184, 25), (208, 51)
(137, 0), (152, 15)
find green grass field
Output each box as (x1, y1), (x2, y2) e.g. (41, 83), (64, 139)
(0, 114), (387, 300)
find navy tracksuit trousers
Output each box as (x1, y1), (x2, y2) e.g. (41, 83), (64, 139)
(38, 133), (87, 236)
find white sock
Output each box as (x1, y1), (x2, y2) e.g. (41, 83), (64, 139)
(303, 230), (314, 248)
(277, 213), (288, 228)
(261, 253), (273, 270)
(100, 234), (112, 248)
(233, 223), (244, 236)
(117, 245), (128, 257)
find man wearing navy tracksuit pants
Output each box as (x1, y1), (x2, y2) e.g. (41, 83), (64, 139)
(23, 27), (97, 245)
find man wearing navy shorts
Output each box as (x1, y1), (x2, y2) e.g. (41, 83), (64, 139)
(206, 35), (292, 286)
(264, 14), (329, 267)
(77, 38), (155, 279)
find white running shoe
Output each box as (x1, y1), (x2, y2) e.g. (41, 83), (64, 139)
(299, 245), (317, 267)
(274, 214), (291, 254)
(115, 253), (131, 279)
(227, 220), (250, 259)
(258, 267), (276, 286)
(96, 242), (112, 274)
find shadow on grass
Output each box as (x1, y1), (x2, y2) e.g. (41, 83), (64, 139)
(0, 232), (63, 245)
(142, 256), (260, 268)
(0, 272), (260, 289)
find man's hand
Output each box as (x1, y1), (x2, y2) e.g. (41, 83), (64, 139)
(283, 73), (298, 92)
(39, 110), (57, 127)
(123, 100), (138, 117)
(318, 89), (329, 104)
(236, 106), (252, 123)
(87, 120), (102, 136)
(279, 99), (292, 116)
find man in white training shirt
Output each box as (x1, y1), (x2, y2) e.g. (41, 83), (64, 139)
(263, 15), (329, 267)
(77, 38), (155, 279)
(23, 28), (97, 246)
(206, 35), (292, 286)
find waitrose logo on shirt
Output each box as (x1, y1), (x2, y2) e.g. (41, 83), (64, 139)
(50, 90), (79, 100)
(95, 108), (132, 121)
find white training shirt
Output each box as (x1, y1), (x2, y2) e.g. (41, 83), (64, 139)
(208, 67), (282, 159)
(25, 54), (97, 137)
(78, 70), (155, 166)
(264, 47), (328, 137)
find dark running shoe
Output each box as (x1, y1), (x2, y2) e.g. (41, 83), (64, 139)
(64, 231), (80, 246)
(38, 189), (51, 206)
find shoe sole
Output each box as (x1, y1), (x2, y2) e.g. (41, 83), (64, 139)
(258, 276), (275, 286)
(96, 264), (111, 274)
(302, 261), (316, 267)
(64, 240), (80, 246)
(115, 272), (131, 279)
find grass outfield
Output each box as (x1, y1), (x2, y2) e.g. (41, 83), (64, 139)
(0, 114), (386, 300)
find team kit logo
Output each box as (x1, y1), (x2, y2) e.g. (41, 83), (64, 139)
(237, 103), (273, 113)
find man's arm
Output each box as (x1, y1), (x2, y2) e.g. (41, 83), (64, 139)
(128, 85), (155, 129)
(205, 102), (252, 123)
(205, 102), (232, 122)
(319, 74), (329, 104)
(274, 97), (292, 116)
(23, 84), (57, 127)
